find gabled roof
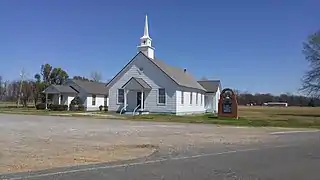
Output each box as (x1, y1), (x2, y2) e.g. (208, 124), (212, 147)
(197, 80), (221, 93)
(71, 79), (108, 95)
(106, 52), (206, 91)
(43, 85), (78, 94)
(131, 77), (152, 89)
(122, 77), (151, 89)
(151, 58), (206, 91)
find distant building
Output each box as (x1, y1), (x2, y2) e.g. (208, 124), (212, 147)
(263, 102), (288, 107)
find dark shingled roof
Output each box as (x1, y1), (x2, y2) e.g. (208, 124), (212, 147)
(151, 58), (206, 91)
(44, 85), (78, 94)
(71, 79), (108, 95)
(122, 77), (151, 89)
(197, 80), (221, 93)
(133, 77), (151, 89)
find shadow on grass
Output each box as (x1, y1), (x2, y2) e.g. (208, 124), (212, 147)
(277, 113), (320, 118)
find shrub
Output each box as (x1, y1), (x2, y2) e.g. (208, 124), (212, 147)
(36, 103), (46, 110)
(70, 96), (82, 106)
(49, 104), (68, 111)
(69, 104), (85, 111)
(69, 104), (76, 111)
(104, 106), (108, 112)
(99, 105), (103, 111)
(78, 104), (85, 111)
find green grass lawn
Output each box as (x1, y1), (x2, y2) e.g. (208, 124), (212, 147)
(0, 101), (320, 128)
(127, 112), (320, 129)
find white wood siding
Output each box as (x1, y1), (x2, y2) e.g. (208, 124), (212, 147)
(86, 95), (105, 111)
(213, 87), (221, 113)
(204, 87), (220, 113)
(176, 87), (206, 115)
(51, 93), (74, 109)
(108, 53), (178, 113)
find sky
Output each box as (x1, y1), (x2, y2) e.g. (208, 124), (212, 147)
(0, 0), (319, 95)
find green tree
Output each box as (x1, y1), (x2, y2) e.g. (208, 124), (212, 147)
(34, 73), (41, 83)
(34, 64), (69, 104)
(41, 64), (52, 83)
(301, 30), (320, 98)
(49, 67), (69, 85)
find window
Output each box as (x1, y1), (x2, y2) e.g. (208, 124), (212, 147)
(201, 94), (203, 105)
(92, 95), (96, 106)
(60, 95), (64, 103)
(196, 93), (198, 105)
(190, 92), (193, 104)
(181, 91), (184, 105)
(117, 89), (124, 104)
(158, 88), (166, 104)
(104, 95), (108, 106)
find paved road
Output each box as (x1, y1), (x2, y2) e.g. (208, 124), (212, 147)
(2, 131), (319, 180)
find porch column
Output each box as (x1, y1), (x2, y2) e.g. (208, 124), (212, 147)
(45, 93), (48, 109)
(58, 93), (61, 105)
(124, 89), (127, 110)
(141, 90), (144, 111)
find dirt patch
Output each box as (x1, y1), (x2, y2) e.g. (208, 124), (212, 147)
(0, 144), (156, 173)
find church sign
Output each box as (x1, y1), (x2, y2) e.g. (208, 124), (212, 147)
(218, 88), (238, 119)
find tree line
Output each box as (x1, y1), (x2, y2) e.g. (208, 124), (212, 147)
(234, 91), (320, 107)
(0, 63), (103, 107)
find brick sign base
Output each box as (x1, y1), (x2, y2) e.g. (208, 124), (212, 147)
(218, 88), (238, 119)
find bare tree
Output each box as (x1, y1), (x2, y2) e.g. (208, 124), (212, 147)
(90, 71), (102, 82)
(0, 76), (6, 100)
(301, 30), (320, 98)
(21, 81), (34, 107)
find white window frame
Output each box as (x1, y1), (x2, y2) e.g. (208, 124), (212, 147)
(158, 88), (166, 105)
(117, 89), (124, 104)
(181, 91), (184, 105)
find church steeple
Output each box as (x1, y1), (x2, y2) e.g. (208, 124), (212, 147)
(137, 14), (155, 59)
(143, 15), (150, 38)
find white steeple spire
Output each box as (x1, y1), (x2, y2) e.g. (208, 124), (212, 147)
(143, 15), (149, 38)
(138, 14), (155, 59)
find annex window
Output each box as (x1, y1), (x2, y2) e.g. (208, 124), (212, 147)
(92, 95), (96, 106)
(117, 89), (124, 104)
(181, 91), (184, 105)
(104, 95), (108, 106)
(158, 88), (166, 104)
(190, 92), (193, 104)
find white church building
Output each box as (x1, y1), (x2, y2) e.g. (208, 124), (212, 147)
(106, 15), (221, 115)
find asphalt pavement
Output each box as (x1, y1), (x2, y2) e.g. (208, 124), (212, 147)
(2, 130), (319, 180)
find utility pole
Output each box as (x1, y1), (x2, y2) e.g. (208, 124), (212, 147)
(17, 68), (25, 106)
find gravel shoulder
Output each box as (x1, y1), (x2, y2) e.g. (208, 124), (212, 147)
(0, 114), (304, 174)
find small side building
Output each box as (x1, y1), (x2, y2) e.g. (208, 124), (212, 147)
(43, 79), (109, 111)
